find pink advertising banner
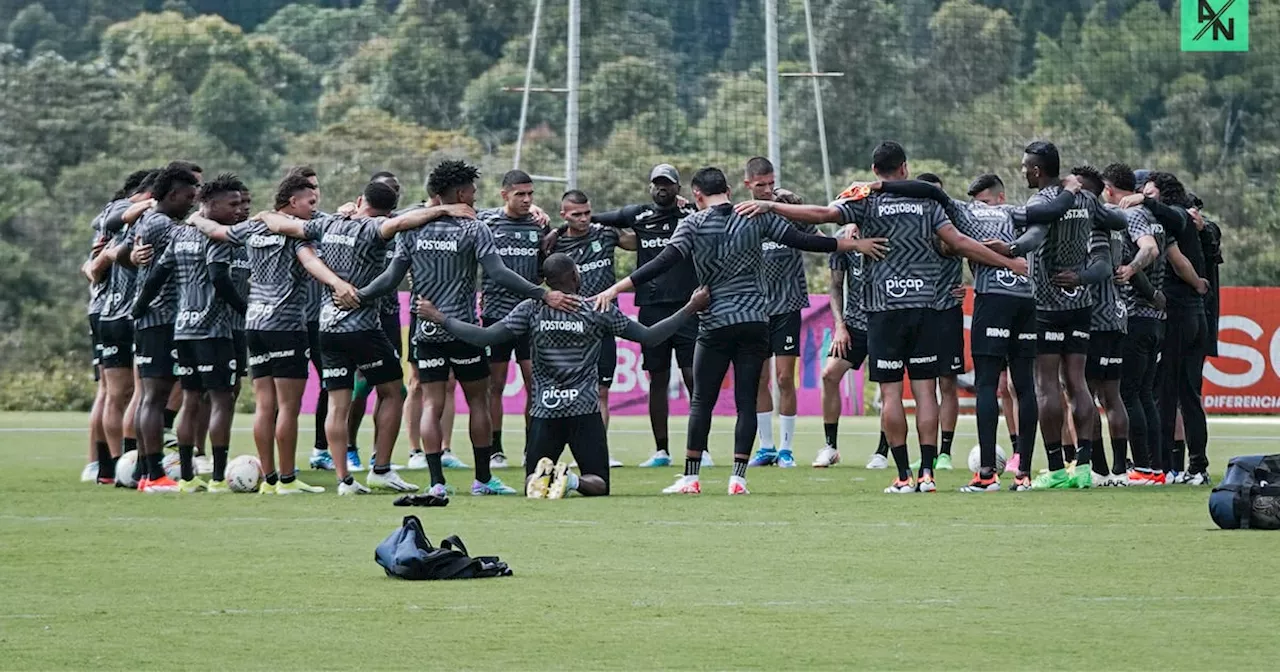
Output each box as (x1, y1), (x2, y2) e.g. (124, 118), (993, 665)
(302, 292), (864, 416)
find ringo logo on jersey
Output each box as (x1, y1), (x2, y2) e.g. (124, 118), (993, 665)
(540, 387), (580, 409)
(884, 276), (926, 299)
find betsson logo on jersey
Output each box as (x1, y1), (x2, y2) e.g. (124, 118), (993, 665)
(762, 240), (788, 252)
(578, 258), (611, 273)
(497, 246), (539, 257)
(640, 237), (670, 249)
(541, 387), (580, 408)
(877, 202), (924, 217)
(884, 276), (926, 299)
(416, 239), (458, 252)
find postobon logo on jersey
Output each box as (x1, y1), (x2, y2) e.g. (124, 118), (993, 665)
(540, 388), (580, 409)
(877, 202), (924, 217)
(640, 238), (669, 249)
(539, 319), (586, 333)
(884, 276), (925, 299)
(415, 239), (458, 252)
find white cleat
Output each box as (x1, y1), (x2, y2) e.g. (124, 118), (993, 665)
(193, 455), (214, 475)
(337, 479), (372, 496)
(406, 452), (428, 470)
(366, 469), (419, 493)
(728, 475), (749, 495)
(813, 447), (841, 468)
(81, 462), (99, 483)
(865, 453), (889, 470)
(608, 457), (624, 468)
(662, 475), (701, 494)
(700, 451), (715, 468)
(490, 453), (511, 470)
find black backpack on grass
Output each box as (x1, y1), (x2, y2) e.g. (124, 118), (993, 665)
(375, 515), (513, 579)
(1209, 454), (1280, 530)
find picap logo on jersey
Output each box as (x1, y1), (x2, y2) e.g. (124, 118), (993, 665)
(540, 387), (580, 409)
(1060, 286), (1081, 298)
(176, 308), (210, 330)
(246, 303), (275, 322)
(996, 268), (1028, 287)
(884, 276), (926, 299)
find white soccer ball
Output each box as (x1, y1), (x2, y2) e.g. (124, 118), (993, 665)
(162, 451), (182, 481)
(967, 444), (1008, 474)
(226, 455), (263, 493)
(115, 450), (139, 488)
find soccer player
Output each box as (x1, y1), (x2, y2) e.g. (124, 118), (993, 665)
(477, 170), (547, 469)
(1004, 141), (1125, 491)
(739, 143), (1026, 493)
(123, 165), (201, 493)
(597, 166), (877, 495)
(132, 174), (248, 492)
(739, 157), (811, 469)
(418, 254), (707, 498)
(356, 159), (577, 497)
(815, 226), (868, 469)
(591, 164), (706, 468)
(919, 173), (964, 471)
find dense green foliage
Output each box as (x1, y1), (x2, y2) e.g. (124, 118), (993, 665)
(0, 0), (1276, 401)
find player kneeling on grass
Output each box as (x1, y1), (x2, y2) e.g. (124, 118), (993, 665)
(416, 254), (708, 498)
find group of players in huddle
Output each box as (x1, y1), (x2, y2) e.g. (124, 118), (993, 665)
(77, 137), (1216, 498)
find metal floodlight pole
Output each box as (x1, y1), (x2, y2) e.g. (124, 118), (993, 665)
(801, 0), (834, 203)
(565, 0), (582, 190)
(765, 0), (781, 187)
(513, 0), (546, 170)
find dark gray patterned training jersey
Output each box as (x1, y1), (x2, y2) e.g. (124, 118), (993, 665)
(158, 226), (234, 341)
(379, 245), (400, 317)
(1026, 187), (1104, 312)
(1126, 206), (1168, 320)
(480, 209), (544, 320)
(935, 253), (963, 311)
(396, 216), (498, 344)
(303, 214), (389, 334)
(828, 232), (867, 332)
(835, 193), (948, 313)
(552, 225), (620, 299)
(499, 299), (634, 418)
(88, 199), (130, 315)
(229, 243), (251, 332)
(761, 219), (815, 315)
(225, 221), (311, 333)
(132, 210), (179, 330)
(1088, 228), (1127, 334)
(98, 225), (138, 324)
(666, 203), (795, 331)
(952, 201), (1033, 299)
(617, 203), (699, 306)
(304, 275), (322, 323)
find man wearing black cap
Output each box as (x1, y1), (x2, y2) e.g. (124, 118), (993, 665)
(591, 164), (709, 468)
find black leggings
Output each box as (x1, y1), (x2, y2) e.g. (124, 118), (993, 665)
(686, 323), (769, 459)
(1120, 317), (1163, 470)
(308, 321), (328, 450)
(1158, 307), (1209, 473)
(974, 355), (1036, 471)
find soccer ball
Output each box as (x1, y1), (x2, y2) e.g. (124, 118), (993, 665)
(115, 450), (139, 488)
(967, 445), (1008, 474)
(226, 455), (263, 493)
(162, 452), (182, 481)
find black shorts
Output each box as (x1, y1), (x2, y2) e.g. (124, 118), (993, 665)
(247, 330), (310, 380)
(597, 336), (618, 386)
(482, 315), (530, 363)
(319, 330), (403, 390)
(526, 413), (610, 492)
(1086, 330), (1125, 381)
(1037, 307), (1092, 356)
(98, 318), (134, 370)
(638, 302), (697, 372)
(232, 330), (247, 377)
(89, 314), (102, 373)
(867, 308), (938, 383)
(828, 325), (869, 369)
(416, 340), (489, 384)
(935, 305), (965, 376)
(175, 338), (238, 392)
(768, 311), (802, 357)
(971, 293), (1037, 360)
(380, 312), (403, 361)
(134, 325), (177, 380)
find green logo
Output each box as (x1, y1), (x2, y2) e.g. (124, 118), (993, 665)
(1181, 0), (1248, 52)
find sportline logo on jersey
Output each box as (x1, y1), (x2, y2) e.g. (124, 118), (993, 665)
(540, 388), (579, 408)
(415, 239), (458, 252)
(877, 202), (923, 217)
(884, 276), (926, 299)
(539, 319), (586, 333)
(640, 237), (670, 249)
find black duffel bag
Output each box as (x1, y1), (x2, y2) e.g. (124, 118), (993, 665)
(1209, 454), (1280, 529)
(375, 515), (513, 579)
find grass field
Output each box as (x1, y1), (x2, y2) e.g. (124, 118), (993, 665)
(2, 411), (1280, 670)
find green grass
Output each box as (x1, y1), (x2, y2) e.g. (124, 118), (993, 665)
(2, 411), (1280, 670)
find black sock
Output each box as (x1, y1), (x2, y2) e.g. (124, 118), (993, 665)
(123, 436), (138, 453)
(1076, 439), (1092, 468)
(1009, 433), (1018, 450)
(656, 437), (669, 455)
(427, 452), (445, 486)
(733, 457), (747, 479)
(341, 474), (354, 486)
(212, 445), (228, 481)
(146, 452), (165, 480)
(1046, 442), (1065, 471)
(890, 445), (910, 480)
(684, 456), (701, 477)
(823, 423), (838, 449)
(940, 431), (955, 456)
(979, 466), (995, 479)
(1063, 444), (1076, 463)
(474, 446), (492, 483)
(492, 431), (503, 458)
(373, 463), (391, 475)
(178, 444), (194, 481)
(280, 470), (296, 484)
(919, 444), (937, 479)
(1112, 438), (1129, 476)
(133, 451), (146, 481)
(96, 443), (115, 480)
(163, 409), (177, 430)
(876, 432), (889, 457)
(94, 441), (110, 466)
(347, 443), (358, 455)
(1174, 439), (1187, 471)
(265, 470), (279, 485)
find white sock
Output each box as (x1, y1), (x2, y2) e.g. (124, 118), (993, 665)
(780, 415), (796, 452)
(756, 412), (775, 449)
